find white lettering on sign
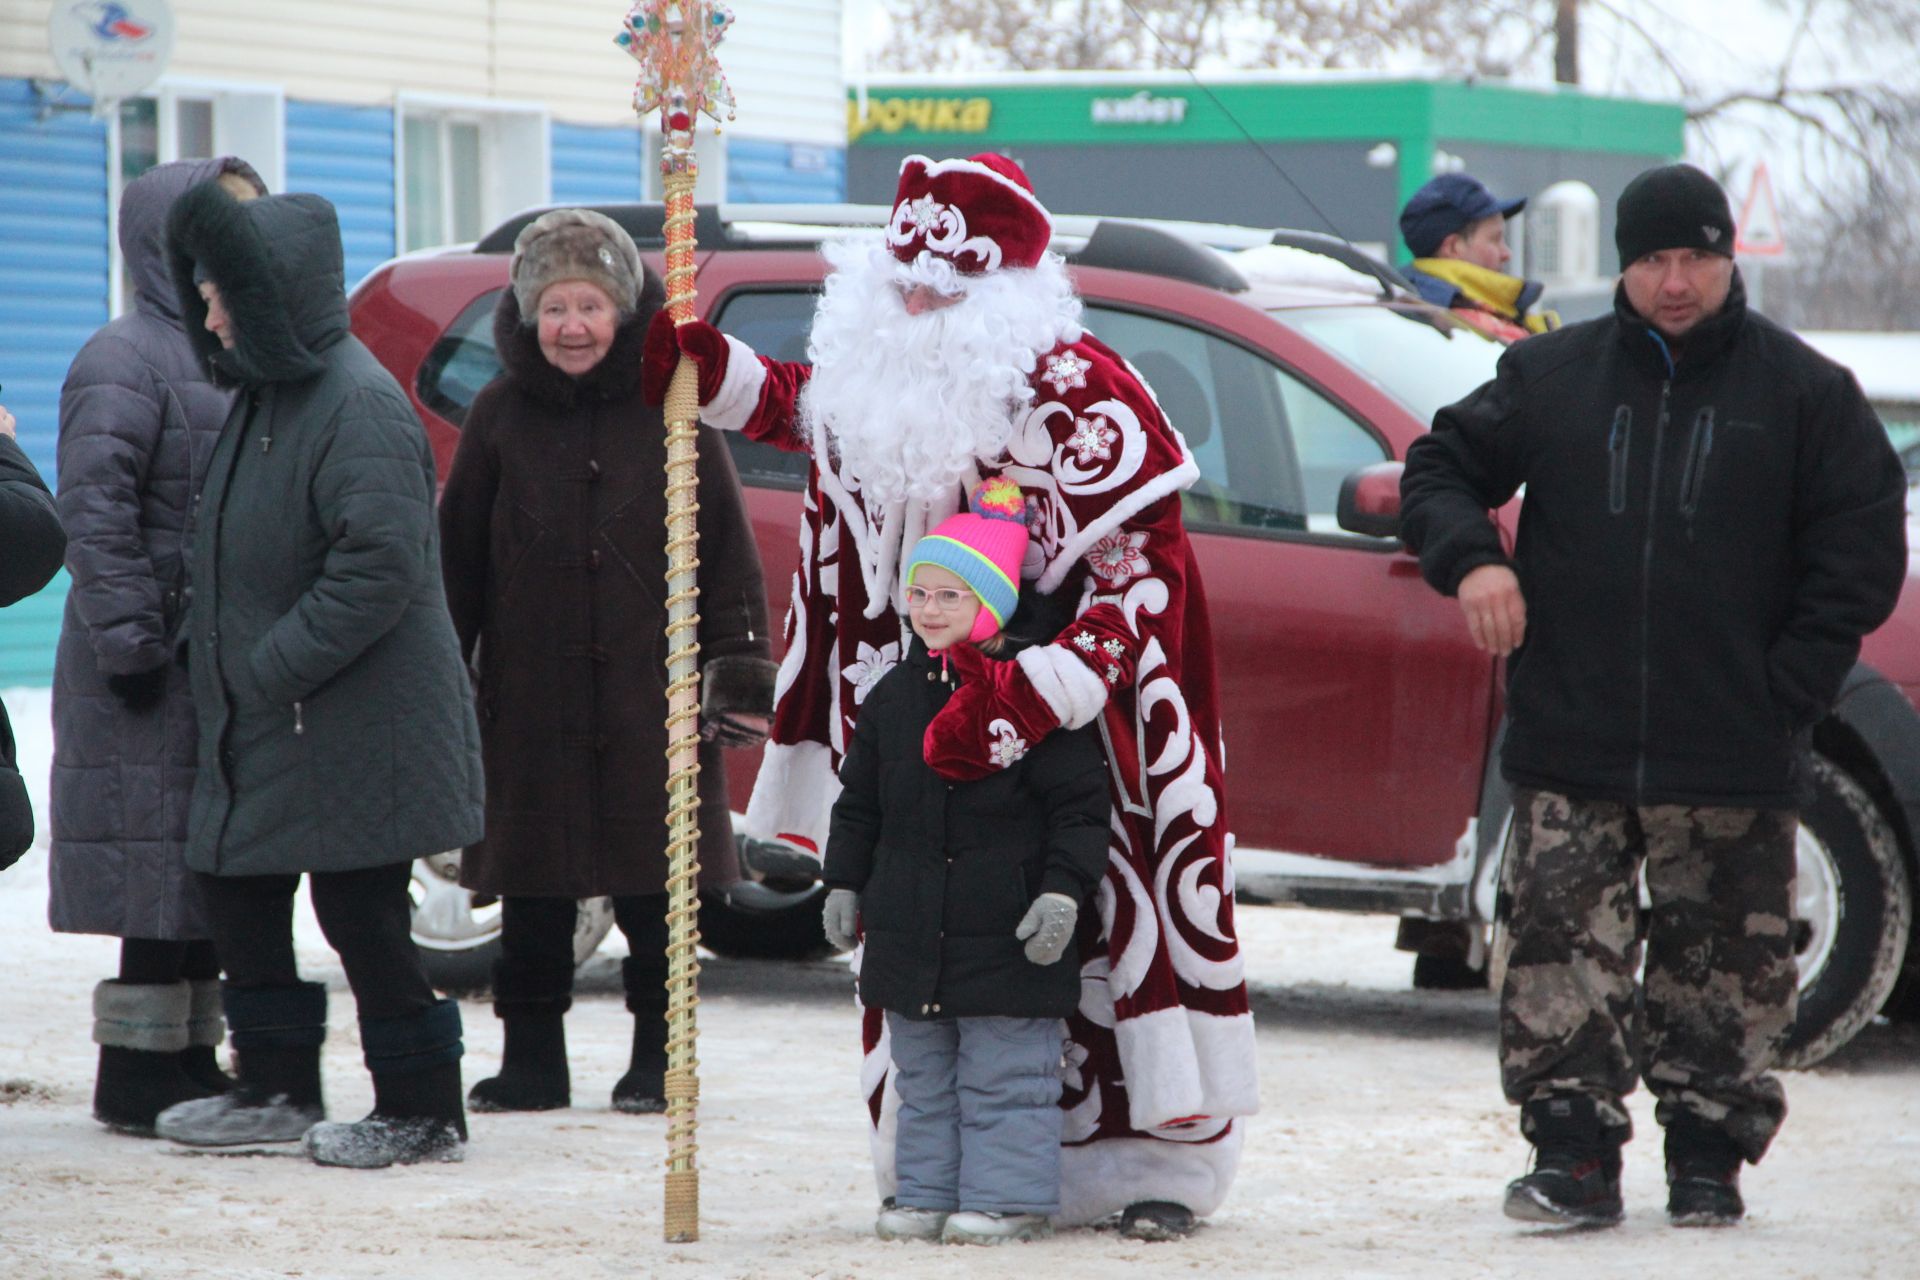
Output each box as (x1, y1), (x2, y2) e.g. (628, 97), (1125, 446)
(1090, 92), (1189, 126)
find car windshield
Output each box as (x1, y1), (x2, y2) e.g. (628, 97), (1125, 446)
(1271, 304), (1505, 429)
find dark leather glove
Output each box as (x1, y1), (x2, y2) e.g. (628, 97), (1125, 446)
(700, 655), (776, 748)
(106, 666), (167, 713)
(642, 311), (730, 406)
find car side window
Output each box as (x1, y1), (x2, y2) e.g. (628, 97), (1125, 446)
(416, 288), (506, 429)
(1085, 305), (1389, 538)
(709, 289), (820, 490)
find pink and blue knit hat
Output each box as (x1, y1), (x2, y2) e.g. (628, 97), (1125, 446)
(907, 477), (1031, 643)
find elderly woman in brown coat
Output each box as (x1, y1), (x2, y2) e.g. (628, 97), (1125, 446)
(438, 209), (775, 1114)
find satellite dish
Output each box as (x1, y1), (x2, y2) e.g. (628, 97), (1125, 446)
(47, 1), (176, 112)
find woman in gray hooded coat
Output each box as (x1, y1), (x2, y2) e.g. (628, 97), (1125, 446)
(49, 157), (266, 1138)
(151, 180), (484, 1170)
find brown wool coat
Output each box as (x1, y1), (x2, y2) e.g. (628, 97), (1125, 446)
(438, 278), (772, 897)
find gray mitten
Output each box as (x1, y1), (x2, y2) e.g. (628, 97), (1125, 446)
(1015, 892), (1078, 965)
(822, 888), (860, 953)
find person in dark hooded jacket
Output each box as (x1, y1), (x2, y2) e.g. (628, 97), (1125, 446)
(150, 181), (485, 1170)
(436, 208), (776, 1115)
(0, 403), (67, 872)
(48, 156), (266, 1139)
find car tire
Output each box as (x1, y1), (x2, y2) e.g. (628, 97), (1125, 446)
(698, 880), (831, 960)
(1412, 952), (1490, 990)
(409, 852), (616, 996)
(1778, 753), (1913, 1068)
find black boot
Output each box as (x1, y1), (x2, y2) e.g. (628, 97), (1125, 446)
(304, 1000), (466, 1169)
(179, 978), (235, 1095)
(1665, 1113), (1746, 1227)
(90, 980), (216, 1137)
(155, 981), (327, 1146)
(1119, 1200), (1197, 1241)
(468, 955), (572, 1113)
(613, 957), (669, 1114)
(1504, 1095), (1626, 1227)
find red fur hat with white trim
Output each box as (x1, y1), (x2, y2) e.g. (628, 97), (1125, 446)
(885, 153), (1053, 275)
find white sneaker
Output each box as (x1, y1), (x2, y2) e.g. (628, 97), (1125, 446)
(876, 1205), (950, 1241)
(940, 1210), (1053, 1244)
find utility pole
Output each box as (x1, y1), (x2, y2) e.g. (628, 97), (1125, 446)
(1554, 0), (1581, 85)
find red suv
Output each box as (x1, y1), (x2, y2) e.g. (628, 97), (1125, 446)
(351, 205), (1920, 1067)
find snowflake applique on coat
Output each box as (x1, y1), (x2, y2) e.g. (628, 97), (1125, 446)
(903, 195), (944, 232)
(843, 640), (900, 705)
(1086, 530), (1150, 587)
(988, 718), (1029, 769)
(1041, 351), (1091, 396)
(1065, 414), (1119, 466)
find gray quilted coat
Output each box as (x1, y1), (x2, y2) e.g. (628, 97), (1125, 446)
(48, 157), (263, 938)
(167, 182), (483, 876)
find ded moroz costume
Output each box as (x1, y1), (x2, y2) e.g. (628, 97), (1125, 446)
(646, 153), (1257, 1231)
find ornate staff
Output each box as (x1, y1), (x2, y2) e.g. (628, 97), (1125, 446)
(617, 0), (735, 1244)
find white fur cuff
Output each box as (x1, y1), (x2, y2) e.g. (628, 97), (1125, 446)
(1017, 644), (1109, 730)
(702, 334), (768, 433)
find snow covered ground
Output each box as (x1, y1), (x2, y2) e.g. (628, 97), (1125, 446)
(2, 686), (1916, 1279)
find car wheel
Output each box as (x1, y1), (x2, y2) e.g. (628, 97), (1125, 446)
(699, 880), (831, 960)
(409, 852), (616, 995)
(1778, 753), (1913, 1067)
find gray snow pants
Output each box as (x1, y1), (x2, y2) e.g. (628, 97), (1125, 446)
(886, 1011), (1064, 1215)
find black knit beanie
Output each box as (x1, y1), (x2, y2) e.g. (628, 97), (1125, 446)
(1614, 164), (1735, 270)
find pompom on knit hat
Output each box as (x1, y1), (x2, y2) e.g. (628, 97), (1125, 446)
(907, 476), (1032, 644)
(1614, 164), (1735, 271)
(510, 207), (645, 318)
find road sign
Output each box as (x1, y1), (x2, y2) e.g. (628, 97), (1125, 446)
(48, 2), (175, 111)
(1736, 160), (1787, 258)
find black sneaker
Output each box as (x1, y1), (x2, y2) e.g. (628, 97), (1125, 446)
(1665, 1119), (1746, 1227)
(1504, 1147), (1625, 1226)
(1118, 1200), (1196, 1241)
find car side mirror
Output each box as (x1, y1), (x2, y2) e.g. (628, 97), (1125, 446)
(1337, 461), (1405, 539)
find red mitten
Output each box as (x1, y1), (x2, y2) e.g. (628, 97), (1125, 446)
(924, 644), (1065, 782)
(1054, 604), (1139, 691)
(642, 311), (731, 406)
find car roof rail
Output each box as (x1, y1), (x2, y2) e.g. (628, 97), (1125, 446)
(473, 204), (733, 253)
(1268, 230), (1414, 298)
(1067, 219), (1250, 293)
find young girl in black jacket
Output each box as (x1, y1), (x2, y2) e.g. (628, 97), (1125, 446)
(822, 478), (1111, 1245)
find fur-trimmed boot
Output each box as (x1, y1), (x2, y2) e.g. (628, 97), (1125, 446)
(156, 981), (327, 1146)
(91, 980), (219, 1137)
(305, 999), (467, 1169)
(180, 978), (235, 1095)
(468, 955), (572, 1113)
(611, 958), (669, 1114)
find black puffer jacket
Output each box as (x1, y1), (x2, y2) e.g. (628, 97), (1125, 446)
(824, 637), (1109, 1020)
(168, 182), (483, 875)
(1402, 272), (1907, 807)
(50, 157), (263, 938)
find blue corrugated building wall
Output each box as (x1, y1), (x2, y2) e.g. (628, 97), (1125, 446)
(286, 101), (398, 289)
(0, 77), (842, 686)
(0, 79), (105, 684)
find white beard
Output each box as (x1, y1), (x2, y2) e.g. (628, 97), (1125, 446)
(800, 236), (1083, 508)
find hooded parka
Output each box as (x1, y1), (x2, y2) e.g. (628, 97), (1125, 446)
(437, 283), (772, 897)
(824, 637), (1110, 1020)
(1402, 272), (1908, 808)
(49, 157), (264, 937)
(168, 182), (483, 875)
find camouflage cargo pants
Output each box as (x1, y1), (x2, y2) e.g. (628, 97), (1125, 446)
(1496, 789), (1797, 1160)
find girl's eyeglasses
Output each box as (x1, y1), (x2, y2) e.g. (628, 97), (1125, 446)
(905, 586), (973, 610)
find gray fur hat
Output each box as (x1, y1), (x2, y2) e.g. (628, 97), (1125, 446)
(510, 208), (644, 318)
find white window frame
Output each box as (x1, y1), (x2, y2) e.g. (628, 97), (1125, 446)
(107, 78), (287, 316)
(395, 94), (551, 253)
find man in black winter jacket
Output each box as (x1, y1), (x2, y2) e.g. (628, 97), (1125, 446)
(1401, 164), (1907, 1231)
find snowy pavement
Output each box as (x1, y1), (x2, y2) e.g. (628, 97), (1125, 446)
(2, 687), (1916, 1279)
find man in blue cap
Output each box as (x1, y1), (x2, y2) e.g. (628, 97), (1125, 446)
(1399, 172), (1557, 342)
